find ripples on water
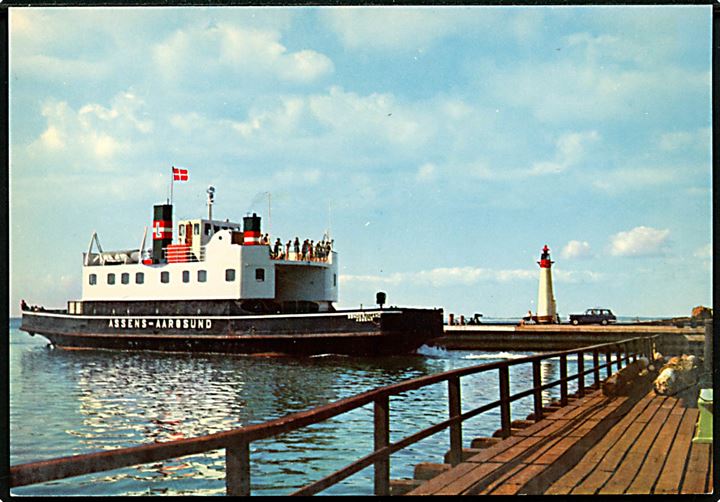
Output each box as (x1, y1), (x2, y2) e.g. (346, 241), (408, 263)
(10, 328), (583, 496)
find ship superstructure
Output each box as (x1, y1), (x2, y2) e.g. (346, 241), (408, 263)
(75, 200), (338, 316)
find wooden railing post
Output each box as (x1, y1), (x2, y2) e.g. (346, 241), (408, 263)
(560, 355), (568, 406)
(593, 350), (600, 389)
(499, 366), (511, 436)
(448, 376), (462, 466)
(374, 396), (390, 497)
(532, 360), (543, 420)
(577, 351), (585, 398)
(226, 440), (250, 496)
(606, 350), (613, 378)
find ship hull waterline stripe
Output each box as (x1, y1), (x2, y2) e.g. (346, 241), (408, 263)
(30, 330), (390, 340)
(22, 310), (404, 321)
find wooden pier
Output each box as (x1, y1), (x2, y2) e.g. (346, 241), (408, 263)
(406, 384), (712, 496)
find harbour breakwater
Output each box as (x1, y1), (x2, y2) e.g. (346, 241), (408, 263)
(432, 323), (708, 356)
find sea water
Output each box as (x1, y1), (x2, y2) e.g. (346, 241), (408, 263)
(9, 321), (587, 496)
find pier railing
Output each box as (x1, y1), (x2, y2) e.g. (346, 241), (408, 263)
(9, 336), (656, 496)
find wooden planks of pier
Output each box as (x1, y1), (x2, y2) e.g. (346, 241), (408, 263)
(406, 385), (712, 496)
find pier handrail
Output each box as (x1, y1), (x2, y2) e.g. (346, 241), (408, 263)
(9, 336), (656, 496)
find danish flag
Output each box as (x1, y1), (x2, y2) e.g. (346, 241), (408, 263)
(172, 166), (189, 181)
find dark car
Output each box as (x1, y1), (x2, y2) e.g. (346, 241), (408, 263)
(569, 308), (617, 325)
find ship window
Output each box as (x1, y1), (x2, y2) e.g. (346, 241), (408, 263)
(334, 273), (337, 287)
(89, 274), (97, 285)
(121, 273), (130, 284)
(179, 225), (185, 236)
(214, 225), (220, 232)
(183, 270), (190, 283)
(198, 270), (207, 282)
(135, 272), (144, 284)
(255, 268), (265, 282)
(226, 269), (236, 281)
(194, 223), (200, 235)
(107, 273), (115, 285)
(161, 271), (170, 284)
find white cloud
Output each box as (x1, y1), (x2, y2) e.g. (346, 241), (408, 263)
(658, 128), (711, 153)
(416, 163), (437, 182)
(153, 23), (333, 84)
(342, 267), (535, 288)
(26, 92), (153, 168)
(483, 32), (709, 124)
(592, 166), (677, 193)
(341, 265), (604, 288)
(694, 243), (712, 259)
(321, 7), (489, 51)
(529, 131), (599, 175)
(561, 240), (592, 259)
(308, 86), (426, 146)
(552, 269), (605, 283)
(609, 226), (670, 257)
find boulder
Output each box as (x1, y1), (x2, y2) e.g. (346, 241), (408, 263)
(653, 355), (698, 396)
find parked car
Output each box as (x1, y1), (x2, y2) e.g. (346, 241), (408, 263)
(569, 308), (617, 325)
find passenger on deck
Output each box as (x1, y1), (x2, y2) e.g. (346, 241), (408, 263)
(20, 299), (28, 311)
(273, 238), (282, 258)
(301, 239), (309, 261)
(308, 240), (314, 261)
(285, 240), (291, 260)
(294, 237), (300, 259)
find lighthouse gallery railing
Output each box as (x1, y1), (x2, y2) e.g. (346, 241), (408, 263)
(9, 336), (656, 496)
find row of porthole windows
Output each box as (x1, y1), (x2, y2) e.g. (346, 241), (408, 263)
(88, 268), (265, 286)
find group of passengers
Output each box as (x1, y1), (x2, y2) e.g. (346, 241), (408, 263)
(20, 299), (44, 312)
(268, 235), (333, 262)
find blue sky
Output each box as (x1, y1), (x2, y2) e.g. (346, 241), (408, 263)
(9, 5), (712, 319)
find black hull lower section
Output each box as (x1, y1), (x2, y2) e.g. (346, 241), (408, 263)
(20, 308), (443, 356)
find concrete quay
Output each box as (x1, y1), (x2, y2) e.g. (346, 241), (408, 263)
(431, 323), (707, 356)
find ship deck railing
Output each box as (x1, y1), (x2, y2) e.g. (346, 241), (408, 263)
(270, 250), (333, 263)
(9, 336), (658, 496)
(162, 245), (206, 263)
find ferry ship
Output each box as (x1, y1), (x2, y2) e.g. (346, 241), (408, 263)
(20, 187), (442, 356)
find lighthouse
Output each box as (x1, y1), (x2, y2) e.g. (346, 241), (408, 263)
(536, 244), (558, 323)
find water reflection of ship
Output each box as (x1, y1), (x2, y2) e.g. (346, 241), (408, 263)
(18, 344), (436, 491)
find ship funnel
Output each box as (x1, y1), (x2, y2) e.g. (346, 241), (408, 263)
(152, 203), (173, 263)
(243, 213), (262, 245)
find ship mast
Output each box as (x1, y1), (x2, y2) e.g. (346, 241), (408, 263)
(207, 186), (215, 221)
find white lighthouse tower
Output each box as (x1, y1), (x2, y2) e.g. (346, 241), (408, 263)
(536, 244), (558, 323)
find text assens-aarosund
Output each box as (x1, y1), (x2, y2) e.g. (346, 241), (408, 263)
(107, 318), (213, 329)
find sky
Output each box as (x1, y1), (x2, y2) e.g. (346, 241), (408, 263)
(8, 5), (713, 319)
